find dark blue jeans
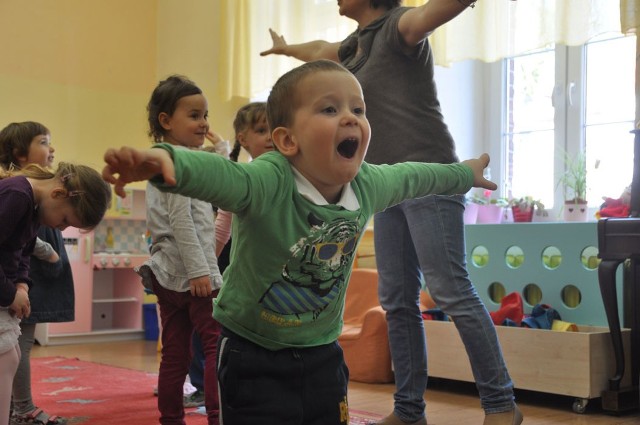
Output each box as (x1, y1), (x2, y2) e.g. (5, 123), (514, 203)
(217, 328), (349, 425)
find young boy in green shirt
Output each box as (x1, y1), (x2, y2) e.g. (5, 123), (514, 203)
(102, 59), (496, 425)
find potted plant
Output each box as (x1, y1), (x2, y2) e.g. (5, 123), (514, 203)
(557, 150), (589, 222)
(508, 196), (546, 222)
(467, 190), (509, 224)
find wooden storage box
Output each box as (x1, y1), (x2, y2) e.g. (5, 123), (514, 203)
(425, 321), (631, 405)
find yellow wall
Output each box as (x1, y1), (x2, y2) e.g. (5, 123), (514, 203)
(156, 0), (246, 145)
(0, 0), (246, 175)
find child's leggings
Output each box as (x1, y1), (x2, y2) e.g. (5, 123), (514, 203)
(0, 344), (20, 425)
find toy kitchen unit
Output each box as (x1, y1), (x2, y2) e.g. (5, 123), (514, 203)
(35, 188), (150, 345)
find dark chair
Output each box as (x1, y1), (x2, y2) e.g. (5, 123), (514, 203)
(598, 128), (640, 413)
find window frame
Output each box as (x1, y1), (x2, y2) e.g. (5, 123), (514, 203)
(488, 37), (635, 220)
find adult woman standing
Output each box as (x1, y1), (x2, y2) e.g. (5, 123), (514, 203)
(261, 1), (521, 425)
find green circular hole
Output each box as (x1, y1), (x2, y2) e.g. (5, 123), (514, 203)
(488, 282), (506, 304)
(542, 246), (562, 270)
(523, 283), (543, 306)
(562, 284), (582, 308)
(471, 245), (489, 268)
(581, 246), (600, 270)
(506, 245), (524, 269)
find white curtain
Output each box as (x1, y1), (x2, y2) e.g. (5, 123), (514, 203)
(621, 0), (640, 34)
(217, 0), (355, 101)
(620, 0), (640, 125)
(421, 0), (622, 66)
(220, 0), (624, 100)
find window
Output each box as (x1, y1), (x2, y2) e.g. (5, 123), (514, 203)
(503, 47), (556, 207)
(584, 35), (635, 206)
(500, 34), (635, 214)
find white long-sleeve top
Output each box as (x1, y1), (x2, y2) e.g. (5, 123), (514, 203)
(138, 181), (222, 293)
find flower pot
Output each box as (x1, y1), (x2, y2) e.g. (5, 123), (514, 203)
(502, 207), (514, 223)
(464, 202), (479, 224)
(532, 210), (553, 222)
(563, 201), (589, 222)
(512, 205), (534, 222)
(476, 204), (504, 224)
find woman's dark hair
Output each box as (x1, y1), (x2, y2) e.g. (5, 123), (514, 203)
(371, 0), (401, 9)
(147, 75), (202, 143)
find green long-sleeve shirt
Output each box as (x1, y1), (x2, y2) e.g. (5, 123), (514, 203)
(153, 144), (473, 350)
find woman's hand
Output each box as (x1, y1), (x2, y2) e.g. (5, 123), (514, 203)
(260, 28), (288, 56)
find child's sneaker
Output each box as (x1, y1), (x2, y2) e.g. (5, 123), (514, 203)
(183, 389), (205, 408)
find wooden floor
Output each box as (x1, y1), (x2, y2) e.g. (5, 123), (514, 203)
(32, 340), (640, 424)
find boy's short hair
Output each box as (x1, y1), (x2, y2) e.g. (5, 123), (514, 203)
(267, 60), (351, 131)
(0, 121), (50, 169)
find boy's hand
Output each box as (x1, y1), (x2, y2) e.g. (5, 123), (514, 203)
(462, 153), (497, 191)
(189, 276), (213, 297)
(260, 28), (287, 56)
(102, 147), (176, 198)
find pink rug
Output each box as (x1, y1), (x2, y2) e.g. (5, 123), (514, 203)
(30, 356), (383, 424)
(29, 356), (205, 425)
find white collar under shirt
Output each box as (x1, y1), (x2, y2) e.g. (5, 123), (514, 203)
(291, 165), (360, 211)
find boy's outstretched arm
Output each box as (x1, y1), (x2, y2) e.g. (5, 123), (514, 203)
(103, 147), (176, 198)
(461, 153), (498, 191)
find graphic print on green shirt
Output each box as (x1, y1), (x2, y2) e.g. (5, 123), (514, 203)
(153, 144), (473, 349)
(259, 213), (359, 320)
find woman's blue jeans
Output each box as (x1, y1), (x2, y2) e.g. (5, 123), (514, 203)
(374, 195), (514, 421)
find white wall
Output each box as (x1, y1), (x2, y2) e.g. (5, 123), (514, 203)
(434, 60), (487, 162)
(434, 59), (506, 201)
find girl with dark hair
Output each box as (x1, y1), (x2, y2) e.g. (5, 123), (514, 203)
(138, 75), (222, 425)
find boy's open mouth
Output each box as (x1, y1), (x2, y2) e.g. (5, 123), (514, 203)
(337, 138), (359, 159)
